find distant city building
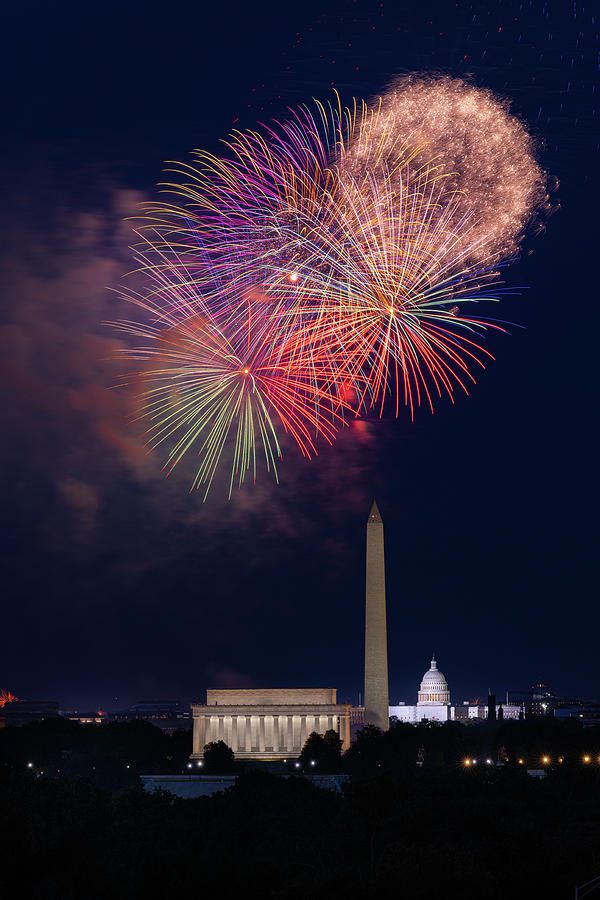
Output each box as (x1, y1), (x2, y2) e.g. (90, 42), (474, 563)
(64, 701), (193, 732)
(65, 711), (103, 725)
(508, 682), (556, 717)
(349, 705), (366, 740)
(553, 704), (600, 727)
(506, 683), (600, 724)
(109, 700), (193, 734)
(191, 689), (352, 761)
(0, 700), (60, 728)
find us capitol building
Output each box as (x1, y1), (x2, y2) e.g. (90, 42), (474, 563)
(390, 655), (521, 724)
(390, 655), (453, 724)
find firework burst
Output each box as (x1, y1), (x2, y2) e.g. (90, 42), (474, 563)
(0, 690), (18, 707)
(114, 245), (350, 497)
(115, 77), (547, 495)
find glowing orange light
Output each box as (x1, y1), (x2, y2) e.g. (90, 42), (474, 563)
(583, 755), (591, 763)
(243, 368), (249, 374)
(0, 690), (18, 708)
(542, 756), (550, 764)
(464, 759), (471, 766)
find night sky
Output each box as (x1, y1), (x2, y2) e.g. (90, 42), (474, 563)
(1, 0), (597, 713)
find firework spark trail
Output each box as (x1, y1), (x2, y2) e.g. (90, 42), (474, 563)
(115, 76), (548, 495)
(114, 244), (352, 498)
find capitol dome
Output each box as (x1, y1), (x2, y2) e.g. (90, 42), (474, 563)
(417, 656), (450, 706)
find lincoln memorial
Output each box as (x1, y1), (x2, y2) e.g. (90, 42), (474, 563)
(191, 688), (352, 760)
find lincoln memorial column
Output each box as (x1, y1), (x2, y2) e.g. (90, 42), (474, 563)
(193, 715), (206, 755)
(265, 715), (273, 751)
(236, 716), (244, 751)
(300, 715), (307, 750)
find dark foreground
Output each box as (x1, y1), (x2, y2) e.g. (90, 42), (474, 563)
(2, 763), (600, 899)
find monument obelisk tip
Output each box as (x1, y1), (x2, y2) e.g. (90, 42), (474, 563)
(368, 499), (382, 523)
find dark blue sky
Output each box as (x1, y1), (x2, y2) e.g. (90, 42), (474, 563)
(1, 0), (597, 711)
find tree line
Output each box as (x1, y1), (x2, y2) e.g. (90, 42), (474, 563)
(2, 717), (600, 897)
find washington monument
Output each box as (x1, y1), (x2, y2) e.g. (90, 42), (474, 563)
(364, 500), (389, 730)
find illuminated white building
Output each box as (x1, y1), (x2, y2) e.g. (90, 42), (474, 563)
(191, 689), (352, 760)
(390, 656), (452, 723)
(389, 656), (522, 724)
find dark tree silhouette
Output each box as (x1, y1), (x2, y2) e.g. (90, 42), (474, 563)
(299, 731), (326, 769)
(299, 729), (343, 772)
(203, 740), (235, 773)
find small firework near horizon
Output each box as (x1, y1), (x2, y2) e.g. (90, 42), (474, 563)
(113, 75), (551, 498)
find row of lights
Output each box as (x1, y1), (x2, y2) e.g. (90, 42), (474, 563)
(542, 754), (600, 765)
(185, 759), (319, 771)
(27, 761), (135, 772)
(464, 755), (600, 767)
(26, 754), (600, 773)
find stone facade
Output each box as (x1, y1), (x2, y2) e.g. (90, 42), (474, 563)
(390, 703), (451, 724)
(191, 688), (352, 760)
